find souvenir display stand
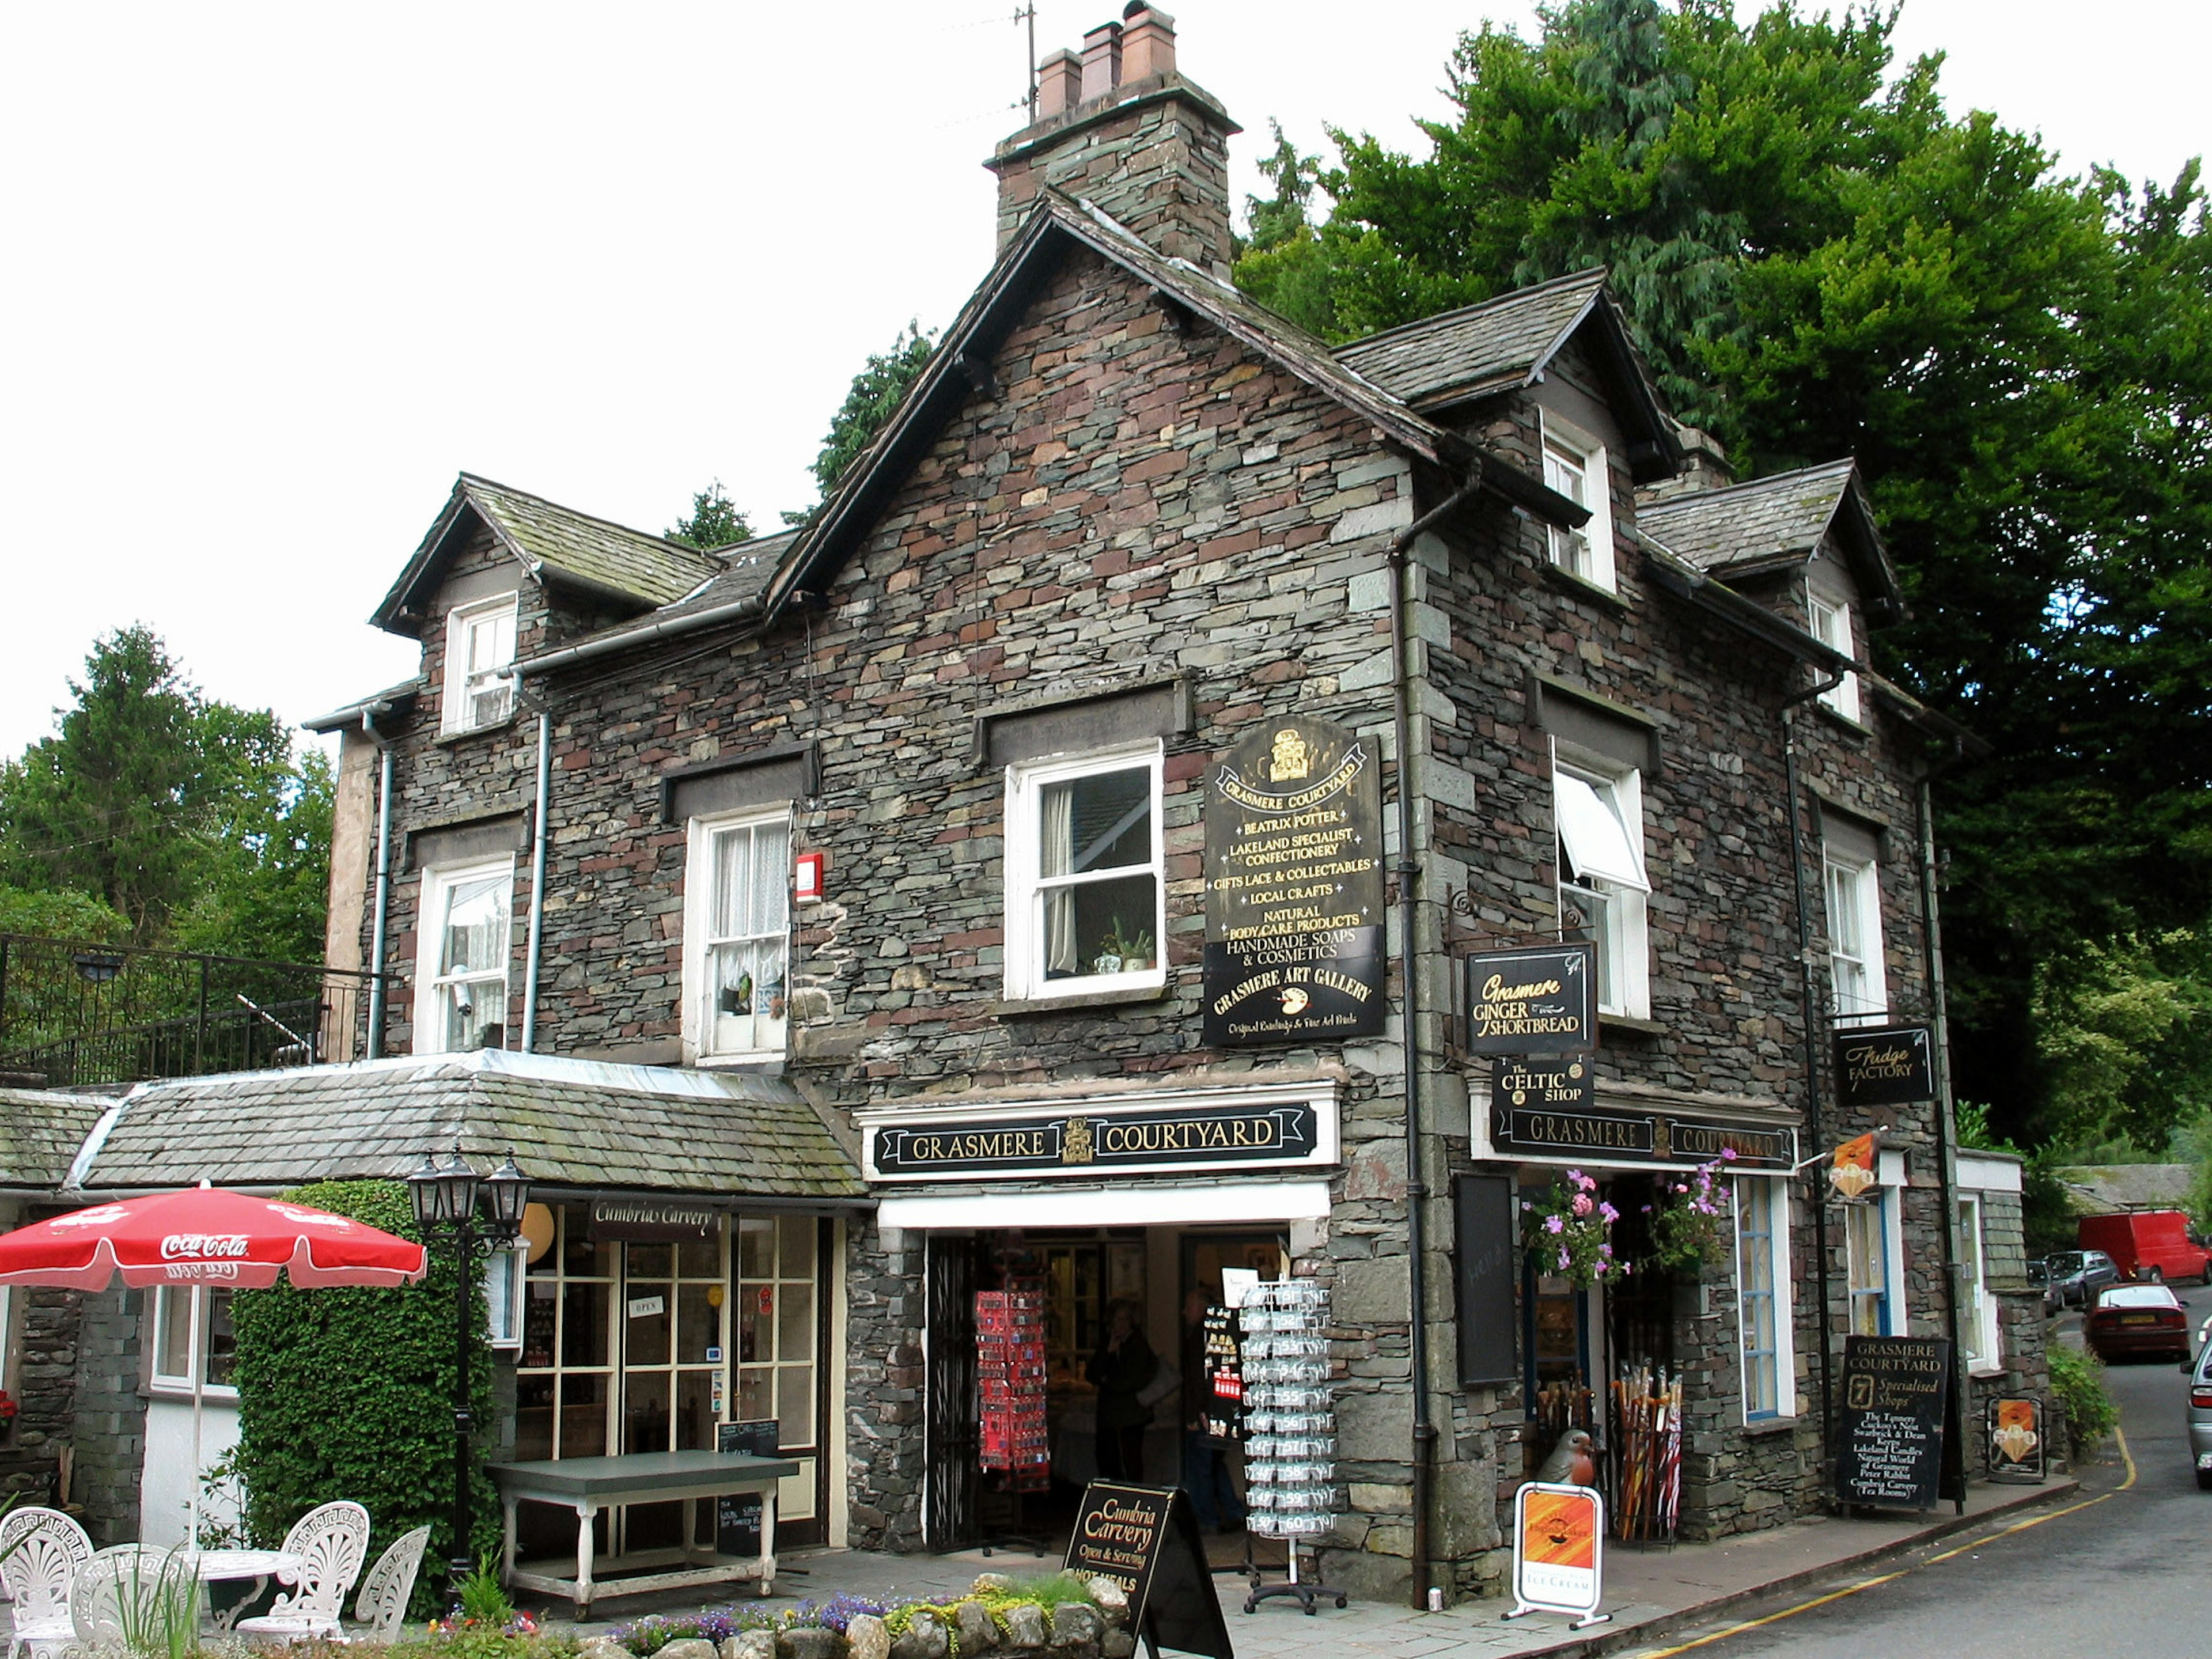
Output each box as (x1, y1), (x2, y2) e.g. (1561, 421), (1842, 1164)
(976, 1285), (1050, 1555)
(1610, 1365), (1683, 1545)
(1238, 1278), (1348, 1615)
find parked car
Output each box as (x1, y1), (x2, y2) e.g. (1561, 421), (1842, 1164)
(2086, 1283), (2192, 1362)
(2078, 1211), (2212, 1285)
(2046, 1249), (2123, 1309)
(2185, 1332), (2212, 1489)
(2026, 1255), (2061, 1315)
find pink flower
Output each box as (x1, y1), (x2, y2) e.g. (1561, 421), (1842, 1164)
(1571, 1193), (1593, 1217)
(1566, 1169), (1585, 1186)
(1599, 1202), (1619, 1223)
(1675, 1183), (1689, 1194)
(1545, 1214), (1565, 1234)
(1721, 1147), (1738, 1161)
(1557, 1248), (1572, 1271)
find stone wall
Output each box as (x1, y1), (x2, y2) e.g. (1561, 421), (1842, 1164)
(0, 1285), (78, 1505)
(70, 1288), (146, 1544)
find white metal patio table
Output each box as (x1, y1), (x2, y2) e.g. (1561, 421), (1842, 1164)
(488, 1450), (798, 1616)
(194, 1548), (307, 1633)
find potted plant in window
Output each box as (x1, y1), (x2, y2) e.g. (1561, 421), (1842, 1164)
(1093, 919), (1154, 975)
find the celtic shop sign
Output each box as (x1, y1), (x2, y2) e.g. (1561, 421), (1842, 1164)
(1203, 715), (1387, 1046)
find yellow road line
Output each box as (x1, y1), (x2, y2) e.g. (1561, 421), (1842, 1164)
(1624, 1426), (2136, 1658)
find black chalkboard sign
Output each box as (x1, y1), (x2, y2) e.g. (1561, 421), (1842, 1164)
(715, 1419), (782, 1555)
(1835, 1336), (1951, 1510)
(1065, 1482), (1233, 1659)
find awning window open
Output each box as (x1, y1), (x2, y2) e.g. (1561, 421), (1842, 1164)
(1555, 770), (1648, 891)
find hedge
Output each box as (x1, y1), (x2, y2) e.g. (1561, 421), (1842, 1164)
(229, 1179), (499, 1613)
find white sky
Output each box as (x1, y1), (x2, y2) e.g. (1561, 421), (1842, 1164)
(2, 1), (2204, 759)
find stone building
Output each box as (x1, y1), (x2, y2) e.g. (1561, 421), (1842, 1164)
(139, 3), (2043, 1603)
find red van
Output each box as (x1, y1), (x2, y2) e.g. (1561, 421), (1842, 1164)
(2076, 1211), (2212, 1285)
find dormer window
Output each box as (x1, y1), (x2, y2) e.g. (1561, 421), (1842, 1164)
(1807, 593), (1861, 722)
(444, 593), (518, 733)
(1540, 412), (1616, 592)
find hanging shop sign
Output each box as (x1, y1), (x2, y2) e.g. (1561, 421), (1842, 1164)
(1464, 942), (1597, 1056)
(861, 1087), (1335, 1184)
(1835, 1335), (1952, 1510)
(1503, 1482), (1609, 1630)
(1491, 1055), (1593, 1115)
(589, 1199), (718, 1241)
(1986, 1397), (2047, 1485)
(1065, 1482), (1234, 1659)
(1832, 1023), (1935, 1108)
(1828, 1132), (1879, 1202)
(1203, 715), (1387, 1046)
(1482, 1096), (1796, 1173)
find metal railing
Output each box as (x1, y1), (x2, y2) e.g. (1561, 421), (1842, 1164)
(0, 933), (385, 1089)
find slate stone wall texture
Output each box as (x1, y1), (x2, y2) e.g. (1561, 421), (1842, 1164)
(334, 190), (2020, 1595)
(69, 1288), (145, 1544)
(0, 1282), (78, 1506)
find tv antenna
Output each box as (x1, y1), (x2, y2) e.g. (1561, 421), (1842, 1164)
(1014, 5), (1037, 120)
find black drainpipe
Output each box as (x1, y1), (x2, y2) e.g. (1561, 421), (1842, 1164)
(1916, 770), (1971, 1513)
(1387, 467), (1480, 1611)
(1781, 679), (1842, 1488)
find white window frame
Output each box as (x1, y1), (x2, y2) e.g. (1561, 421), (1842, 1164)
(1003, 743), (1166, 1003)
(1823, 848), (1889, 1021)
(1540, 411), (1616, 592)
(485, 1248), (524, 1350)
(681, 807), (794, 1064)
(412, 857), (515, 1056)
(150, 1286), (238, 1399)
(1957, 1194), (2001, 1373)
(1733, 1175), (1796, 1422)
(441, 593), (519, 734)
(1844, 1184), (1898, 1336)
(1807, 592), (1862, 723)
(1553, 745), (1650, 1019)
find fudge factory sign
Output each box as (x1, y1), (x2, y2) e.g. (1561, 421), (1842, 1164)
(861, 1090), (1337, 1184)
(1832, 1023), (1936, 1108)
(1203, 715), (1387, 1046)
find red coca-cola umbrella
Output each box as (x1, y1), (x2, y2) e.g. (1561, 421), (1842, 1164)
(0, 1185), (427, 1289)
(0, 1184), (427, 1539)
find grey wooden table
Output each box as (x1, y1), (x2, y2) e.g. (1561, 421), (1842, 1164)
(488, 1450), (800, 1616)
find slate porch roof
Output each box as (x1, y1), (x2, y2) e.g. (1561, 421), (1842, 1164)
(372, 474), (725, 632)
(1637, 459), (1902, 607)
(74, 1050), (868, 1203)
(510, 530), (797, 676)
(0, 1088), (107, 1191)
(301, 676), (424, 735)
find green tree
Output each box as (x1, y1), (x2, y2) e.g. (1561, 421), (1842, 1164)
(665, 480), (754, 550)
(0, 626), (331, 958)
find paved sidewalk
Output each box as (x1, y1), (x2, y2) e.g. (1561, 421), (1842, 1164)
(534, 1476), (2077, 1658)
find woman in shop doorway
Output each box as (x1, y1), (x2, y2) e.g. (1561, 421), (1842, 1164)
(1087, 1298), (1158, 1480)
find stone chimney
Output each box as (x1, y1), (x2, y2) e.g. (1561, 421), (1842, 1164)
(1637, 425), (1737, 505)
(986, 5), (1241, 279)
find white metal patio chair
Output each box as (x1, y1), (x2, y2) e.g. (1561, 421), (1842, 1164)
(349, 1525), (431, 1643)
(70, 1545), (196, 1653)
(234, 1502), (369, 1645)
(0, 1506), (93, 1659)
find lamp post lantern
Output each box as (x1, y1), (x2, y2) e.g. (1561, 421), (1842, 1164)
(409, 1149), (528, 1603)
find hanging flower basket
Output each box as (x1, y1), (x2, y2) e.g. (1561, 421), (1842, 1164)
(1642, 1153), (1737, 1274)
(1522, 1169), (1623, 1289)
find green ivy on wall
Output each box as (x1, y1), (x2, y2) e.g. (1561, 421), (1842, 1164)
(229, 1179), (498, 1612)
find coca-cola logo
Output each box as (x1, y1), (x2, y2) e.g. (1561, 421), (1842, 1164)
(52, 1205), (132, 1229)
(161, 1234), (250, 1260)
(269, 1205), (351, 1228)
(164, 1262), (242, 1281)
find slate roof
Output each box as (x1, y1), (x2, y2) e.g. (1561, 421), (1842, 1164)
(372, 475), (724, 631)
(1637, 459), (1902, 608)
(1334, 268), (1611, 408)
(511, 530), (797, 676)
(75, 1050), (868, 1202)
(0, 1088), (105, 1190)
(301, 677), (423, 735)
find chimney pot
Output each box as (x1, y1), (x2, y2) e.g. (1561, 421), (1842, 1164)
(1078, 20), (1123, 103)
(1036, 47), (1083, 119)
(1118, 6), (1176, 83)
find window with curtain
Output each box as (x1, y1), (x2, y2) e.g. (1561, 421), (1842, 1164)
(414, 859), (513, 1054)
(1959, 1195), (1999, 1368)
(685, 810), (791, 1060)
(1006, 745), (1164, 999)
(1823, 847), (1888, 1021)
(1540, 412), (1616, 590)
(150, 1286), (237, 1393)
(1554, 760), (1649, 1017)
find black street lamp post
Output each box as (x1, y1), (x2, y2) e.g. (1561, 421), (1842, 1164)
(408, 1150), (530, 1602)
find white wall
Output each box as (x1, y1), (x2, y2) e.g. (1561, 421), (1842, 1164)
(139, 1397), (241, 1547)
